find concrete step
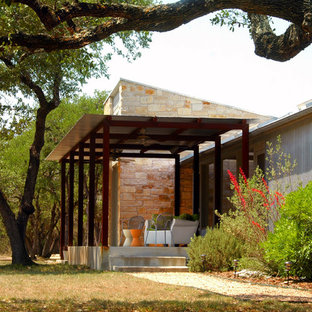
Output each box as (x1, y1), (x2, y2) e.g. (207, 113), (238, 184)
(113, 265), (189, 272)
(109, 246), (187, 258)
(109, 255), (186, 269)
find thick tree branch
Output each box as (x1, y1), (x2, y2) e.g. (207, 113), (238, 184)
(3, 0), (311, 56)
(249, 13), (312, 61)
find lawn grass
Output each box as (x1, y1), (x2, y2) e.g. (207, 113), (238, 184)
(0, 263), (311, 311)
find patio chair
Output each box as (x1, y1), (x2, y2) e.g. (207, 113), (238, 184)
(120, 216), (145, 246)
(144, 214), (173, 246)
(169, 218), (199, 245)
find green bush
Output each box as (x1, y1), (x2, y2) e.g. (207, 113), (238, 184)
(262, 181), (312, 279)
(187, 227), (243, 272)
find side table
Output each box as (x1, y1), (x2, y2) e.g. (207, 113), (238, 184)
(123, 229), (133, 246)
(130, 229), (143, 246)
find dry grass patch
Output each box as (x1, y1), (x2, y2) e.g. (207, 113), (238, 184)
(0, 264), (213, 302)
(0, 264), (311, 311)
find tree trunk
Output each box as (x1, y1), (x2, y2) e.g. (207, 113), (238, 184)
(0, 190), (33, 265)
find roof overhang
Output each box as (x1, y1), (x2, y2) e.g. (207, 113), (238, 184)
(46, 114), (251, 162)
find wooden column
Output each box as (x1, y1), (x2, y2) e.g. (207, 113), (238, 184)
(193, 145), (200, 215)
(214, 136), (222, 224)
(68, 151), (74, 246)
(77, 142), (84, 246)
(174, 154), (180, 216)
(101, 124), (110, 247)
(88, 133), (95, 246)
(60, 160), (66, 259)
(242, 121), (249, 178)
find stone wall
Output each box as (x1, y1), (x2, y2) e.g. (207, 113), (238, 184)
(104, 79), (264, 119)
(119, 158), (175, 227)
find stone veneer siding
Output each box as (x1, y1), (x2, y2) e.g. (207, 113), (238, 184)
(108, 80), (263, 119)
(119, 158), (175, 226)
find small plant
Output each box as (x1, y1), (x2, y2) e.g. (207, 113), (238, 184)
(187, 227), (243, 272)
(262, 181), (312, 279)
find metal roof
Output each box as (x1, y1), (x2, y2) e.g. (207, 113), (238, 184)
(46, 114), (250, 162)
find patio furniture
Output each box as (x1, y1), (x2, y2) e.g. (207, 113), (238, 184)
(144, 214), (173, 246)
(130, 229), (143, 246)
(120, 216), (145, 246)
(144, 216), (199, 246)
(122, 229), (132, 246)
(170, 219), (199, 245)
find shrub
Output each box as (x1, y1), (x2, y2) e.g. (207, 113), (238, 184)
(262, 181), (312, 279)
(187, 227), (243, 272)
(218, 167), (283, 258)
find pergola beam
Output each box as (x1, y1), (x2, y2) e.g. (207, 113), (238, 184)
(77, 142), (84, 246)
(214, 136), (222, 224)
(60, 160), (66, 259)
(68, 151), (74, 246)
(193, 146), (200, 215)
(88, 133), (96, 246)
(174, 154), (181, 217)
(106, 119), (246, 131)
(101, 124), (109, 247)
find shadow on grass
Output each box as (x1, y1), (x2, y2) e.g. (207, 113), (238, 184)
(0, 298), (310, 312)
(0, 263), (103, 275)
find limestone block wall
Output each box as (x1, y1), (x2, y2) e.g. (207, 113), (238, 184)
(105, 79), (263, 119)
(119, 158), (176, 228)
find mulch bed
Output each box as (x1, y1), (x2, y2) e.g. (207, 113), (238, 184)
(208, 271), (312, 291)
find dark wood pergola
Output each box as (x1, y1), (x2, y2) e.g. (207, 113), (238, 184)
(46, 114), (250, 257)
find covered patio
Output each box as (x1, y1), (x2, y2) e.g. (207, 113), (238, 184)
(47, 114), (250, 269)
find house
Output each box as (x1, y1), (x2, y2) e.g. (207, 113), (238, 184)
(102, 79), (270, 238)
(181, 99), (312, 228)
(46, 78), (271, 269)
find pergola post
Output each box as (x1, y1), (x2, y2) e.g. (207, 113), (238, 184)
(68, 151), (74, 246)
(242, 121), (249, 178)
(60, 160), (66, 259)
(214, 136), (222, 224)
(174, 154), (180, 216)
(193, 145), (200, 215)
(101, 124), (110, 247)
(88, 133), (95, 246)
(78, 142), (84, 246)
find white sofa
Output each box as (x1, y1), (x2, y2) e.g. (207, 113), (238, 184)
(144, 218), (198, 246)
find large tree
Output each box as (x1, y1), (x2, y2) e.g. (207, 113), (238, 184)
(1, 0), (312, 61)
(0, 1), (151, 265)
(0, 92), (106, 258)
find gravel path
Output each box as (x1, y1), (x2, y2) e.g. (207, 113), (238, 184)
(130, 272), (312, 302)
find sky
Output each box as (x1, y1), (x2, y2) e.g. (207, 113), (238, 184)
(86, 12), (312, 118)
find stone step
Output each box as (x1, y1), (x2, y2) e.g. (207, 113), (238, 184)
(113, 265), (189, 272)
(109, 255), (186, 269)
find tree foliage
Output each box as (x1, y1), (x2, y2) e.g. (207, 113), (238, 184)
(0, 0), (311, 61)
(0, 91), (107, 257)
(263, 182), (312, 279)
